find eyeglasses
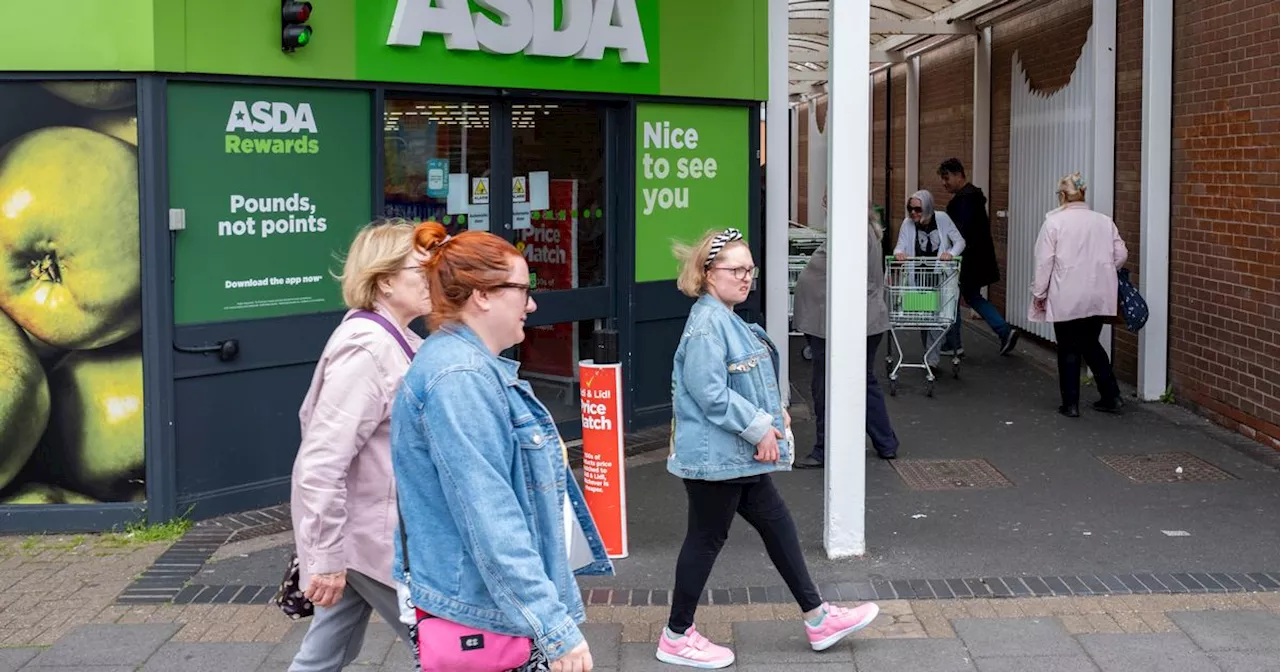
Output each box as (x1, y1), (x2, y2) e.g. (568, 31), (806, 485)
(710, 266), (759, 281)
(491, 282), (534, 301)
(907, 206), (924, 214)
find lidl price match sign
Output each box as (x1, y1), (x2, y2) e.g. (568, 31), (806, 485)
(578, 360), (628, 558)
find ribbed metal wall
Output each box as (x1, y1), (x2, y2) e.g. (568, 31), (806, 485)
(1007, 26), (1097, 343)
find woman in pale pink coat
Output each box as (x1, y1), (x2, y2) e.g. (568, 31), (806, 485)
(1029, 173), (1128, 418)
(288, 219), (437, 672)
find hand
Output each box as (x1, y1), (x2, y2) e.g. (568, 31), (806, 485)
(304, 570), (347, 608)
(894, 252), (907, 261)
(1033, 296), (1047, 311)
(940, 251), (954, 261)
(754, 427), (783, 463)
(551, 640), (593, 672)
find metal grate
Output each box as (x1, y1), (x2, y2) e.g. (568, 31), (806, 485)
(891, 459), (1015, 491)
(1096, 452), (1238, 484)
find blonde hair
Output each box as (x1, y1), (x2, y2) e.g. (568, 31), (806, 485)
(333, 218), (421, 310)
(869, 205), (884, 241)
(673, 229), (747, 298)
(1057, 172), (1088, 205)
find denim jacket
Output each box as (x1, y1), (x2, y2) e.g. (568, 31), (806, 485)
(390, 324), (613, 662)
(668, 294), (791, 480)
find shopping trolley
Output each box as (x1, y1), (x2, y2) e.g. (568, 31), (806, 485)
(883, 257), (962, 397)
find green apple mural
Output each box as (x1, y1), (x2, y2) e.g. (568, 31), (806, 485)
(0, 126), (141, 350)
(0, 80), (144, 506)
(0, 310), (49, 490)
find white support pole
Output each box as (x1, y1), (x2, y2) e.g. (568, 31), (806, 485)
(972, 27), (992, 203)
(1093, 0), (1117, 357)
(905, 56), (920, 197)
(790, 107), (800, 224)
(1137, 0), (1172, 401)
(823, 0), (870, 559)
(766, 0), (790, 403)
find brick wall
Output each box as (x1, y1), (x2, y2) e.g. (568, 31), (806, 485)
(1168, 0), (1280, 451)
(797, 103), (809, 225)
(918, 40), (975, 210)
(871, 66), (908, 239)
(1113, 0), (1145, 382)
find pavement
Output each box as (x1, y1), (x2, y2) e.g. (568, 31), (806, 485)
(4, 319), (1280, 670)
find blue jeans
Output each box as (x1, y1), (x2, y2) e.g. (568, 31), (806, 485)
(808, 333), (899, 461)
(944, 288), (1011, 350)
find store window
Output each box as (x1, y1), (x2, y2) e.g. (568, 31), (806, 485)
(383, 97), (491, 236)
(512, 103), (607, 290)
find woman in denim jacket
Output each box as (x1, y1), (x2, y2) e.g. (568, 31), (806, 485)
(656, 228), (881, 669)
(390, 225), (612, 672)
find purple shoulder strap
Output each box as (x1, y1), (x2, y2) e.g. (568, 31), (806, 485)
(348, 310), (414, 361)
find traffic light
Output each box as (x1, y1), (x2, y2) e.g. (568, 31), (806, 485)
(281, 1), (313, 52)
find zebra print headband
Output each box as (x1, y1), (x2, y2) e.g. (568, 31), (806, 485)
(704, 228), (743, 269)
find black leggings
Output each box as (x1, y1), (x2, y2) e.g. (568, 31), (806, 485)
(668, 475), (822, 633)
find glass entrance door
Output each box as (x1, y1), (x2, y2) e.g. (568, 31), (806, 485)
(381, 94), (619, 438)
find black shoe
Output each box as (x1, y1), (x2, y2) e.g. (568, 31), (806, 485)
(1093, 398), (1124, 414)
(795, 455), (824, 469)
(1058, 404), (1080, 418)
(999, 330), (1020, 356)
(878, 452), (898, 460)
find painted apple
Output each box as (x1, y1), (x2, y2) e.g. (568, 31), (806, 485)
(1, 483), (97, 505)
(0, 126), (141, 350)
(0, 310), (50, 491)
(41, 82), (136, 110)
(89, 114), (138, 146)
(39, 344), (144, 501)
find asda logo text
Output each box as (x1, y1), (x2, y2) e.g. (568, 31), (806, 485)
(225, 101), (320, 155)
(386, 0), (648, 64)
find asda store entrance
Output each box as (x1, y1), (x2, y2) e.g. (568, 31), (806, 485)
(382, 93), (624, 439)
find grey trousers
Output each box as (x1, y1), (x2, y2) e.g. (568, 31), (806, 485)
(288, 569), (416, 672)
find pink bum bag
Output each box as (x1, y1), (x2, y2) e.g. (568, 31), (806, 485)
(413, 607), (533, 672)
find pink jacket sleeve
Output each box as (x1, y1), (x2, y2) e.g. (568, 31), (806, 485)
(1111, 223), (1129, 269)
(1031, 219), (1057, 300)
(292, 342), (387, 576)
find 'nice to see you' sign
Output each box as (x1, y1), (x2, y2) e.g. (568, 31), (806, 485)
(386, 0), (648, 63)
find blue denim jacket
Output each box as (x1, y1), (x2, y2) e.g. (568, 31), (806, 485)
(390, 324), (613, 662)
(668, 294), (791, 480)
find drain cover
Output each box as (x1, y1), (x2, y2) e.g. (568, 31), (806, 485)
(891, 458), (1014, 490)
(1096, 452), (1237, 483)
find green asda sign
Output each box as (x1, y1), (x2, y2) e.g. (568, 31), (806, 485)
(634, 103), (749, 283)
(0, 0), (767, 102)
(168, 83), (372, 325)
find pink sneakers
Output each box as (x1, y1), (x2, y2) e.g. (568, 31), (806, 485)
(805, 602), (881, 651)
(655, 625), (735, 669)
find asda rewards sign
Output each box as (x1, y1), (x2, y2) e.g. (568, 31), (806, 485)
(169, 83), (372, 325)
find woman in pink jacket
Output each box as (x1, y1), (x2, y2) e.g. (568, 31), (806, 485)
(1029, 173), (1128, 418)
(287, 219), (439, 672)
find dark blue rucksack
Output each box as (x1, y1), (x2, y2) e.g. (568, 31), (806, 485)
(1118, 267), (1148, 332)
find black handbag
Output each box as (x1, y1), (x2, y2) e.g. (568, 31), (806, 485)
(273, 553), (314, 620)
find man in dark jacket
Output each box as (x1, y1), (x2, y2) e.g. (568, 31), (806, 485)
(938, 158), (1018, 356)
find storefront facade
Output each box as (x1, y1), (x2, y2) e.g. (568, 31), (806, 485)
(0, 0), (769, 531)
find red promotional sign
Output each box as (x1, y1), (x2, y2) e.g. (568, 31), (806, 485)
(578, 360), (628, 558)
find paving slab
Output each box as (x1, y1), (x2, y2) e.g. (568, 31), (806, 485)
(19, 667), (138, 672)
(1209, 651), (1280, 672)
(974, 657), (1099, 672)
(140, 642), (273, 672)
(26, 624), (181, 668)
(1076, 632), (1219, 672)
(730, 621), (852, 665)
(1166, 609), (1280, 651)
(952, 617), (1083, 658)
(581, 622), (623, 669)
(0, 648), (39, 672)
(851, 638), (976, 671)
